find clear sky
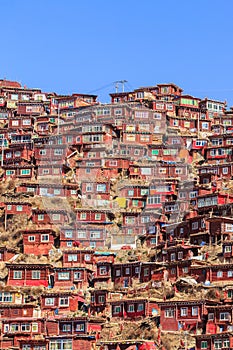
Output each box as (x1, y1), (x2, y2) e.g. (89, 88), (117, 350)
(1, 0), (233, 105)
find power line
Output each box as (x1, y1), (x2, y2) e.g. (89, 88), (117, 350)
(87, 82), (114, 94)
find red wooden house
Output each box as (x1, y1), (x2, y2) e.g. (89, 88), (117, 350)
(41, 291), (85, 316)
(157, 299), (208, 332)
(17, 101), (45, 115)
(111, 261), (140, 288)
(1, 317), (46, 348)
(194, 332), (233, 350)
(32, 209), (69, 226)
(206, 304), (233, 334)
(90, 289), (108, 315)
(62, 249), (94, 267)
(117, 184), (148, 210)
(8, 116), (33, 129)
(53, 267), (91, 290)
(3, 164), (34, 179)
(110, 295), (159, 320)
(0, 303), (35, 318)
(18, 339), (48, 350)
(166, 260), (192, 281)
(110, 298), (147, 319)
(20, 228), (56, 256)
(161, 244), (199, 263)
(93, 261), (113, 287)
(206, 216), (233, 245)
(4, 201), (32, 217)
(76, 209), (114, 225)
(3, 144), (33, 165)
(190, 263), (233, 284)
(6, 263), (52, 287)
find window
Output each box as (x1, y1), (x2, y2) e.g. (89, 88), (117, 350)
(10, 324), (19, 332)
(54, 189), (61, 195)
(16, 205), (23, 211)
(192, 222), (198, 230)
(98, 295), (105, 303)
(62, 324), (71, 332)
(96, 184), (106, 192)
(80, 212), (87, 220)
(220, 312), (230, 321)
(45, 297), (54, 306)
(74, 272), (82, 280)
(54, 149), (63, 155)
(6, 170), (15, 176)
(192, 306), (198, 316)
(95, 213), (101, 220)
(170, 253), (176, 261)
(21, 323), (30, 332)
(201, 341), (208, 349)
(183, 267), (189, 274)
(58, 272), (70, 280)
(144, 268), (149, 276)
(22, 346), (31, 350)
(28, 236), (35, 242)
(52, 213), (60, 221)
(165, 308), (175, 318)
(22, 119), (31, 125)
(0, 292), (12, 303)
(115, 269), (121, 276)
(50, 339), (72, 350)
(208, 313), (214, 320)
(227, 290), (233, 298)
(137, 303), (144, 311)
(59, 297), (69, 306)
(38, 214), (44, 221)
(65, 230), (73, 238)
(228, 270), (233, 277)
(223, 339), (230, 348)
(84, 254), (91, 261)
(68, 254), (77, 262)
(114, 306), (121, 313)
(7, 205), (12, 210)
(32, 271), (40, 279)
(128, 304), (135, 312)
(90, 231), (101, 239)
(6, 152), (12, 159)
(217, 271), (223, 278)
(125, 267), (130, 275)
(32, 322), (38, 332)
(77, 230), (86, 238)
(99, 266), (107, 275)
(41, 234), (49, 242)
(13, 271), (22, 279)
(214, 339), (223, 349)
(178, 252), (183, 260)
(76, 323), (85, 331)
(21, 169), (30, 175)
(147, 195), (161, 204)
(226, 223), (233, 232)
(180, 307), (188, 316)
(125, 216), (135, 224)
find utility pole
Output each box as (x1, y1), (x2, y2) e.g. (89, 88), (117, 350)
(1, 137), (5, 167)
(114, 80), (128, 93)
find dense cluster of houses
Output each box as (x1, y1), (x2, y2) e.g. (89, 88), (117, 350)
(1, 78), (233, 349)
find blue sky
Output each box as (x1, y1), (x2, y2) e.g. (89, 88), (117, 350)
(1, 0), (233, 105)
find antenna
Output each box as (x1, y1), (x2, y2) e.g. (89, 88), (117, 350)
(114, 80), (128, 93)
